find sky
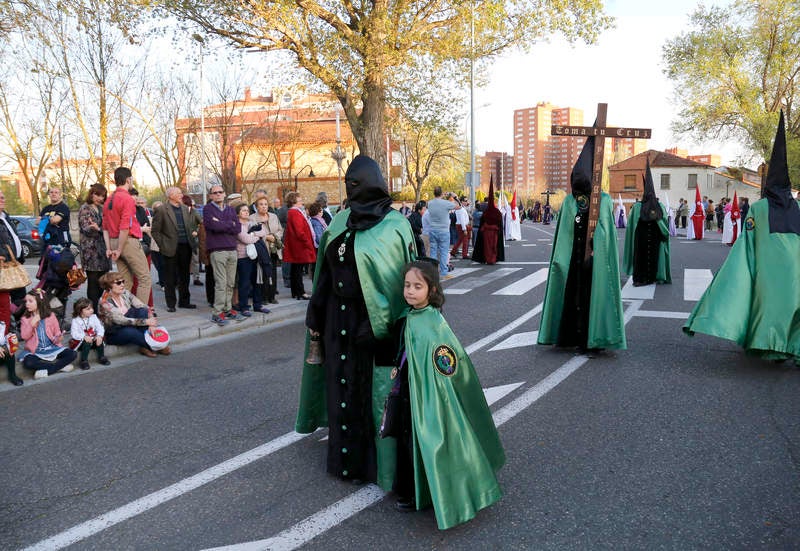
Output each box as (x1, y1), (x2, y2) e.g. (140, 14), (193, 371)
(472, 0), (747, 165)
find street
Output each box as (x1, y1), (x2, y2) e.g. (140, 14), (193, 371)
(2, 221), (799, 550)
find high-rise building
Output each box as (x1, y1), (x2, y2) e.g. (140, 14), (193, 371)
(513, 102), (648, 200)
(479, 151), (514, 192)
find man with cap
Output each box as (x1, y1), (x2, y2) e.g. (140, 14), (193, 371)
(623, 158), (671, 286)
(471, 177), (504, 264)
(296, 154), (416, 488)
(537, 132), (626, 352)
(684, 111), (800, 363)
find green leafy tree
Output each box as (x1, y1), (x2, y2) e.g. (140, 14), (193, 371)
(663, 0), (800, 185)
(148, 0), (612, 175)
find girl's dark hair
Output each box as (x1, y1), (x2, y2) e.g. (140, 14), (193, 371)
(84, 183), (108, 205)
(403, 260), (445, 308)
(307, 201), (321, 217)
(72, 297), (93, 318)
(24, 288), (51, 318)
(414, 200), (426, 212)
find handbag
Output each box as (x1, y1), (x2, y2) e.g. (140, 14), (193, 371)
(245, 242), (258, 260)
(66, 265), (87, 289)
(0, 245), (31, 291)
(379, 392), (403, 439)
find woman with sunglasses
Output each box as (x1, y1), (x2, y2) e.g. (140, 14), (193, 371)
(98, 272), (168, 358)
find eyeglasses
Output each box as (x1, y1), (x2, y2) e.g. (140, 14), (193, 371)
(210, 190), (224, 194)
(112, 279), (125, 285)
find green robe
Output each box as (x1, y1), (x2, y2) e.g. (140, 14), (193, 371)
(622, 202), (671, 284)
(683, 199), (800, 362)
(295, 209), (417, 489)
(403, 305), (505, 530)
(537, 193), (627, 349)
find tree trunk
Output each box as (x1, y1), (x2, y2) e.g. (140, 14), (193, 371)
(352, 76), (387, 178)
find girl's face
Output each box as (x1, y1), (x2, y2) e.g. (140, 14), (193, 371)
(24, 295), (38, 312)
(81, 305), (94, 318)
(238, 206), (250, 220)
(404, 268), (430, 310)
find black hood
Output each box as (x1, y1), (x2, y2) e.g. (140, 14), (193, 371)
(639, 156), (662, 222)
(344, 155), (393, 231)
(570, 128), (595, 196)
(764, 110), (800, 234)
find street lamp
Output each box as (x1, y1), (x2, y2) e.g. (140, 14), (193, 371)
(294, 165), (315, 191)
(192, 33), (207, 206)
(330, 105), (346, 203)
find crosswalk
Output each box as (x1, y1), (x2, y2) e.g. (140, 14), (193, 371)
(444, 264), (714, 301)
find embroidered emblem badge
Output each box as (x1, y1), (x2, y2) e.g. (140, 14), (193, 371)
(745, 217), (755, 231)
(575, 194), (589, 211)
(433, 344), (457, 376)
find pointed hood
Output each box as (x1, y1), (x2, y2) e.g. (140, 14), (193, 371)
(511, 189), (517, 220)
(764, 110), (800, 234)
(344, 155), (393, 231)
(570, 123), (596, 196)
(730, 191), (740, 221)
(691, 186), (704, 217)
(639, 157), (662, 221)
(483, 175), (502, 226)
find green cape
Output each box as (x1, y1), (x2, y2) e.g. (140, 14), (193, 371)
(622, 202), (671, 284)
(404, 305), (505, 529)
(537, 193), (627, 349)
(295, 209), (417, 489)
(683, 199), (800, 361)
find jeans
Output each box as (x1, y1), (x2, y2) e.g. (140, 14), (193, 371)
(429, 229), (450, 278)
(106, 326), (149, 349)
(22, 349), (77, 374)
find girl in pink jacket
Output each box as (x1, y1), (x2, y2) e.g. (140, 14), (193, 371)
(19, 289), (77, 380)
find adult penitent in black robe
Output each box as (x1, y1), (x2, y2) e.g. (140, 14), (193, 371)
(300, 155), (416, 486)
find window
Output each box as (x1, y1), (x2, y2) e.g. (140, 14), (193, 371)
(660, 174), (670, 190)
(624, 174), (637, 190)
(278, 151), (292, 168)
(687, 173), (697, 189)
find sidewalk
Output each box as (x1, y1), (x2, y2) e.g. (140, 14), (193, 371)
(4, 261), (308, 386)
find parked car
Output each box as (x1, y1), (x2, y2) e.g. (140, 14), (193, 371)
(9, 216), (43, 258)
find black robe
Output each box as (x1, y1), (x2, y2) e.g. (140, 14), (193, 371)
(557, 197), (593, 348)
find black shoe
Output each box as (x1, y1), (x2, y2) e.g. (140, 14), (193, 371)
(269, 299), (279, 305)
(193, 279), (203, 286)
(178, 303), (197, 309)
(98, 356), (110, 366)
(79, 360), (90, 370)
(395, 497), (416, 512)
(9, 375), (23, 386)
(166, 307), (176, 313)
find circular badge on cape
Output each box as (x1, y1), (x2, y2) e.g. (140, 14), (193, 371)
(575, 194), (589, 212)
(745, 217), (755, 231)
(433, 344), (457, 376)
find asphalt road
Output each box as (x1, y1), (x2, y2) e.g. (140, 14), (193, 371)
(2, 221), (799, 550)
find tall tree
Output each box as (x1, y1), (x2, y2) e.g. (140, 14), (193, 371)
(663, 0), (800, 183)
(149, 0), (612, 174)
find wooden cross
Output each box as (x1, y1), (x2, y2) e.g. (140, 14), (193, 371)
(540, 188), (555, 206)
(551, 103), (652, 262)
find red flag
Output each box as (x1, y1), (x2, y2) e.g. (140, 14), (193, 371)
(511, 189), (517, 220)
(730, 191), (740, 244)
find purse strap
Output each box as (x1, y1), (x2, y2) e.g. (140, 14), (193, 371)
(4, 244), (17, 263)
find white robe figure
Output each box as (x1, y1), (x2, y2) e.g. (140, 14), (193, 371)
(663, 193), (677, 237)
(721, 210), (740, 245)
(614, 194), (627, 228)
(500, 193), (521, 241)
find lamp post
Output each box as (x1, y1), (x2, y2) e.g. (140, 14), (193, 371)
(192, 33), (207, 206)
(331, 106), (346, 203)
(293, 165), (315, 192)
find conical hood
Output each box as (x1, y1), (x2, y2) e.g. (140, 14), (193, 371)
(483, 174), (502, 225)
(730, 191), (740, 221)
(570, 124), (596, 196)
(487, 175), (496, 210)
(764, 110), (800, 234)
(639, 156), (662, 221)
(692, 185), (704, 217)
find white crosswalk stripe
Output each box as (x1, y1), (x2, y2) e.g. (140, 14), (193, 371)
(492, 268), (548, 296)
(446, 267), (521, 295)
(621, 277), (656, 299)
(684, 269), (714, 301)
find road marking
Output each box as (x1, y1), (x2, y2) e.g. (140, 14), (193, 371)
(446, 267), (521, 295)
(522, 244), (537, 247)
(489, 331), (538, 351)
(635, 310), (689, 319)
(441, 267), (481, 281)
(465, 303), (543, 354)
(493, 268), (548, 296)
(621, 277), (656, 300)
(683, 269), (713, 301)
(484, 382), (525, 405)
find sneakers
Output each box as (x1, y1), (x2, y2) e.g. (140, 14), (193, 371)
(61, 364), (74, 373)
(237, 309), (253, 318)
(211, 313), (229, 326)
(255, 306), (271, 314)
(79, 360), (91, 370)
(226, 309), (246, 321)
(34, 369), (48, 380)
